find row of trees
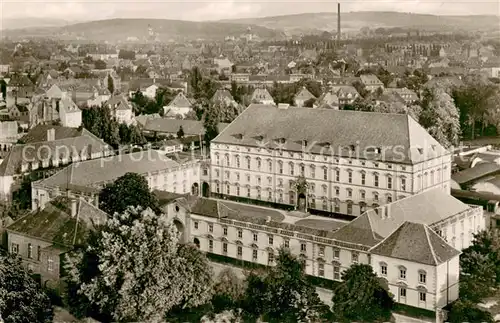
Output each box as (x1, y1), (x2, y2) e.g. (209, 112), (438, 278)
(82, 105), (146, 148)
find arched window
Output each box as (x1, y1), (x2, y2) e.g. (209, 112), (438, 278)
(322, 198), (328, 211)
(278, 160), (283, 174)
(310, 165), (316, 178)
(347, 169), (353, 183)
(246, 156), (251, 169)
(215, 152), (220, 165)
(235, 155), (240, 168)
(347, 201), (353, 215)
(225, 154), (230, 166)
(418, 270), (427, 284)
(268, 159), (272, 172)
(289, 162), (295, 175)
(373, 172), (379, 187)
(360, 202), (367, 213)
(257, 157), (262, 170)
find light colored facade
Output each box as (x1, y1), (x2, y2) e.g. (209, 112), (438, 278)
(162, 189), (473, 311)
(360, 74), (385, 92)
(209, 105), (452, 216)
(59, 97), (82, 128)
(163, 92), (193, 117)
(31, 150), (202, 210)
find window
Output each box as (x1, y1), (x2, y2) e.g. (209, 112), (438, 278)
(284, 239), (290, 248)
(257, 176), (261, 185)
(268, 251), (275, 264)
(347, 189), (352, 198)
(279, 161), (283, 174)
(419, 292), (426, 302)
(247, 187), (251, 198)
(37, 246), (41, 261)
(300, 164), (305, 176)
(268, 160), (272, 172)
(27, 243), (33, 259)
(253, 233), (258, 242)
(351, 252), (358, 263)
(223, 227), (228, 236)
(322, 185), (327, 194)
(226, 184), (230, 194)
(267, 176), (272, 185)
(223, 243), (228, 254)
(216, 154), (220, 165)
(333, 266), (340, 280)
(194, 221), (199, 229)
(215, 169), (220, 177)
(400, 288), (407, 298)
(246, 157), (251, 169)
(257, 158), (261, 170)
(238, 229), (243, 238)
(203, 168), (208, 176)
(334, 169), (339, 181)
(322, 199), (328, 210)
(374, 173), (379, 187)
(237, 246), (243, 257)
(347, 202), (353, 215)
(236, 156), (240, 168)
(334, 201), (340, 213)
(335, 187), (340, 196)
(360, 190), (366, 199)
(318, 263), (325, 277)
(387, 195), (392, 203)
(318, 246), (325, 257)
(401, 177), (406, 191)
(268, 235), (273, 245)
(11, 243), (19, 254)
(373, 192), (379, 201)
(209, 224), (214, 233)
(361, 173), (366, 185)
(257, 188), (262, 199)
(47, 257), (54, 271)
(246, 174), (250, 182)
(333, 248), (340, 259)
(348, 171), (352, 183)
(419, 271), (426, 284)
(216, 182), (220, 194)
(252, 249), (258, 261)
(290, 162), (294, 175)
(236, 185), (240, 196)
(236, 173), (240, 181)
(301, 242), (307, 252)
(400, 267), (407, 279)
(225, 155), (230, 166)
(387, 176), (392, 189)
(311, 166), (316, 178)
(360, 202), (367, 213)
(209, 240), (214, 251)
(381, 264), (387, 276)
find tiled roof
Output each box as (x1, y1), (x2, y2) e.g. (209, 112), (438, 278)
(20, 125), (84, 143)
(332, 214), (384, 247)
(316, 90), (339, 107)
(167, 92), (192, 108)
(251, 88), (274, 102)
(211, 89), (235, 104)
(212, 105), (448, 164)
(144, 118), (229, 136)
(0, 132), (110, 176)
(7, 197), (107, 247)
(36, 150), (180, 189)
(106, 94), (132, 111)
(364, 188), (470, 238)
(451, 162), (500, 185)
(369, 221), (460, 266)
(294, 86), (316, 101)
(360, 74), (383, 85)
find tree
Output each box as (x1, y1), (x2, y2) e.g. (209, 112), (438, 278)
(94, 59), (107, 70)
(211, 269), (245, 313)
(98, 173), (160, 218)
(461, 230), (500, 285)
(241, 249), (331, 322)
(331, 264), (394, 323)
(64, 207), (214, 322)
(177, 125), (185, 138)
(107, 76), (114, 94)
(419, 88), (461, 148)
(303, 97), (316, 108)
(447, 299), (494, 323)
(0, 79), (6, 100)
(0, 252), (54, 323)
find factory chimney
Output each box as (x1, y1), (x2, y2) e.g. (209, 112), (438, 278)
(337, 3), (341, 45)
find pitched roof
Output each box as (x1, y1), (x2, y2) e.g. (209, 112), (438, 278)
(167, 92), (192, 108)
(294, 86), (316, 101)
(0, 132), (110, 176)
(360, 74), (383, 85)
(7, 197), (107, 247)
(251, 88), (274, 102)
(365, 188), (471, 238)
(36, 150), (180, 190)
(211, 89), (235, 104)
(106, 94), (132, 111)
(316, 90), (339, 107)
(332, 213), (384, 247)
(369, 221), (460, 266)
(212, 105), (448, 164)
(451, 162), (500, 185)
(20, 124), (84, 143)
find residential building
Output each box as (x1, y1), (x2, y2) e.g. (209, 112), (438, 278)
(250, 88), (275, 105)
(105, 94), (134, 125)
(6, 197), (107, 290)
(293, 87), (316, 107)
(163, 92), (193, 117)
(313, 90), (340, 109)
(32, 150), (201, 210)
(0, 126), (111, 203)
(59, 96), (82, 128)
(209, 105), (451, 216)
(143, 118), (229, 138)
(0, 121), (18, 158)
(360, 74), (384, 92)
(330, 85), (360, 106)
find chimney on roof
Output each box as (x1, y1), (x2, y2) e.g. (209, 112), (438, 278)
(47, 128), (55, 141)
(71, 198), (77, 217)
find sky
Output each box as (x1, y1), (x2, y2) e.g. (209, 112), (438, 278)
(1, 0), (499, 23)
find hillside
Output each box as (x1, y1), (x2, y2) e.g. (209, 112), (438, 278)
(1, 18), (282, 41)
(223, 11), (500, 34)
(0, 17), (75, 30)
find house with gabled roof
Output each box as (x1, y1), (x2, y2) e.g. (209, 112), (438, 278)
(360, 74), (384, 92)
(313, 90), (340, 109)
(250, 88), (275, 105)
(163, 92), (193, 117)
(6, 196), (108, 290)
(293, 86), (316, 107)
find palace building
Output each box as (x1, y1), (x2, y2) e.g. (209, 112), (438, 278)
(160, 188), (485, 312)
(208, 104), (451, 216)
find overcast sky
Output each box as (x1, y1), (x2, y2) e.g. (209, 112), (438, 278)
(1, 0), (499, 22)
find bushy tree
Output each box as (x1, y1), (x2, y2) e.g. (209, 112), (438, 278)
(331, 263), (394, 323)
(461, 229), (500, 285)
(447, 299), (494, 323)
(211, 269), (245, 312)
(177, 125), (185, 138)
(0, 252), (54, 323)
(107, 76), (114, 94)
(98, 172), (160, 218)
(64, 207), (214, 322)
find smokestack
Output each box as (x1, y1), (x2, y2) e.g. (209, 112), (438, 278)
(337, 3), (341, 45)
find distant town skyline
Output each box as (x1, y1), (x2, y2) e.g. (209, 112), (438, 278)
(1, 0), (499, 24)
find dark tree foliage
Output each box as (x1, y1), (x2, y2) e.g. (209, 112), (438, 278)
(98, 172), (160, 218)
(107, 76), (114, 94)
(177, 126), (185, 138)
(118, 49), (136, 60)
(332, 264), (394, 322)
(0, 252), (54, 323)
(461, 230), (500, 285)
(94, 60), (107, 70)
(447, 299), (494, 323)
